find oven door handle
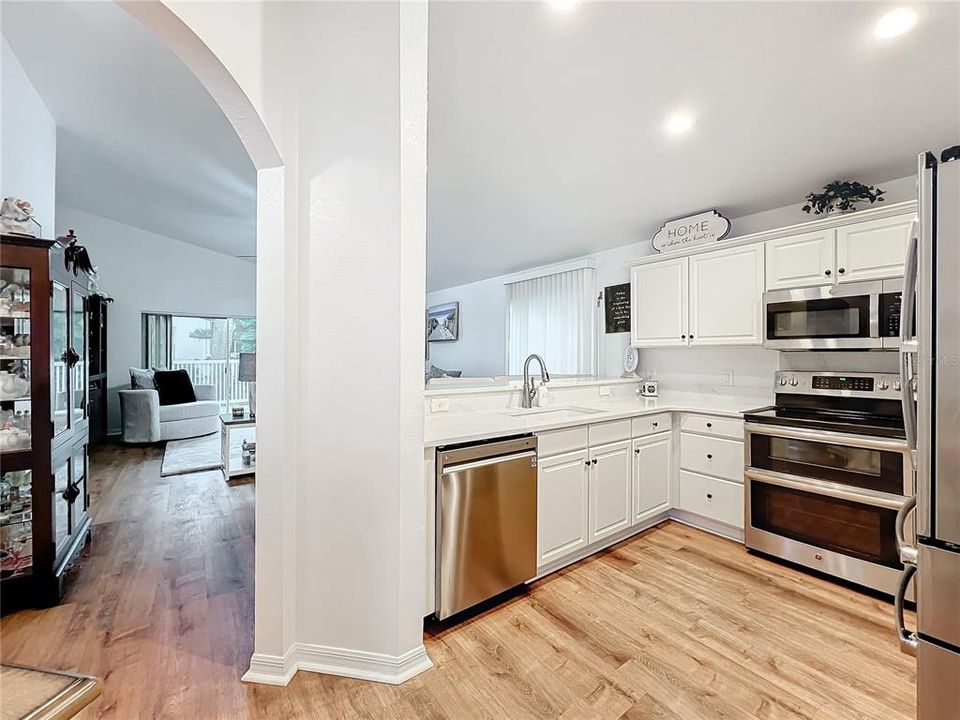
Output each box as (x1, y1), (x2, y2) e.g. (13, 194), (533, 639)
(894, 563), (918, 657)
(895, 494), (918, 565)
(744, 468), (906, 511)
(743, 422), (909, 453)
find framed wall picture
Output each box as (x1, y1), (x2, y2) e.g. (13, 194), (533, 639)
(426, 301), (459, 342)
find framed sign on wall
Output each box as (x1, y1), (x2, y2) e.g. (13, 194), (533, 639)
(604, 283), (631, 334)
(652, 210), (731, 254)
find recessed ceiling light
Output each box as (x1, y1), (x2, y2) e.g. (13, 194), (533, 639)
(547, 0), (581, 13)
(664, 111), (695, 138)
(874, 7), (918, 39)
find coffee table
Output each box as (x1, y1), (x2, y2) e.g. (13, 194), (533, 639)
(220, 411), (256, 481)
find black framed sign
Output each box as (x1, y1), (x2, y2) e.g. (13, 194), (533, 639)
(604, 283), (631, 334)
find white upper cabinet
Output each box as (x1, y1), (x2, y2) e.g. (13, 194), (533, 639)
(630, 257), (688, 347)
(689, 245), (765, 345)
(765, 229), (837, 289)
(835, 213), (914, 284)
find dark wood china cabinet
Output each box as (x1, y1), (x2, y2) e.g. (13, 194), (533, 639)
(1, 234), (92, 612)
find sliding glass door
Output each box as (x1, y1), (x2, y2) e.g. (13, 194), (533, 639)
(144, 314), (256, 406)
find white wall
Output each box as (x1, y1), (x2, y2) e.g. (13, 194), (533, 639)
(55, 205), (256, 433)
(426, 174), (917, 386)
(1, 37), (57, 234)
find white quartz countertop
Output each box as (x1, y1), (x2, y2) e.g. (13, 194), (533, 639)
(424, 392), (770, 447)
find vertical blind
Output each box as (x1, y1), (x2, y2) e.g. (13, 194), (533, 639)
(505, 267), (596, 375)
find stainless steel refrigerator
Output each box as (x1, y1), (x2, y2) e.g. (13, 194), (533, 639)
(897, 144), (960, 719)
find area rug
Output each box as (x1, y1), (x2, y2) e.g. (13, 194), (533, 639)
(0, 663), (102, 720)
(161, 432), (221, 477)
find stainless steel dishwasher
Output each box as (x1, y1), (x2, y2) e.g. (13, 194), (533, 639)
(436, 435), (538, 620)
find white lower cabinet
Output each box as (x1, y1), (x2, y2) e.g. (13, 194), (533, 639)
(537, 449), (590, 567)
(633, 433), (672, 522)
(678, 470), (743, 528)
(588, 440), (632, 543)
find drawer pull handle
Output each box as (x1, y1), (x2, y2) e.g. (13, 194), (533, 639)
(706, 453), (713, 460)
(706, 493), (713, 500)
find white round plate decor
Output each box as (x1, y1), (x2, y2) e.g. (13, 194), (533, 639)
(622, 345), (639, 374)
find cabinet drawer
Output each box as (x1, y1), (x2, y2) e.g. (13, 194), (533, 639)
(631, 412), (672, 438)
(538, 426), (588, 457)
(680, 432), (743, 482)
(679, 471), (743, 528)
(588, 419), (631, 446)
(680, 413), (743, 440)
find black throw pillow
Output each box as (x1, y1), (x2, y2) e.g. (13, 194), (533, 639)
(154, 369), (197, 406)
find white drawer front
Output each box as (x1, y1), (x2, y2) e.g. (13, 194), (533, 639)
(631, 412), (673, 438)
(588, 419), (631, 446)
(680, 413), (743, 440)
(537, 426), (588, 457)
(679, 471), (743, 528)
(680, 432), (743, 483)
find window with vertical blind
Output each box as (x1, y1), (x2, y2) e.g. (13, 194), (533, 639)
(505, 267), (596, 375)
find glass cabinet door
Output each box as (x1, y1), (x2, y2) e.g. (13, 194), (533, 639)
(51, 282), (69, 436)
(0, 469), (33, 578)
(72, 444), (87, 515)
(71, 288), (87, 425)
(53, 460), (70, 557)
(0, 266), (32, 453)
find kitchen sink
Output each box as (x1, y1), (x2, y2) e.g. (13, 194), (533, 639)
(507, 406), (607, 419)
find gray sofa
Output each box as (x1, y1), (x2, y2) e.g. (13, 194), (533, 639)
(119, 382), (221, 444)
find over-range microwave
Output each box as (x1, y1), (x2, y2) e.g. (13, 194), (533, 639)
(763, 279), (904, 351)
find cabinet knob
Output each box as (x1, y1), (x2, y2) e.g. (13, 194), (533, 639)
(584, 461), (591, 468)
(824, 269), (832, 276)
(635, 448), (641, 454)
(838, 267), (846, 274)
(706, 453), (713, 459)
(706, 422), (713, 428)
(652, 421), (658, 428)
(591, 458), (598, 465)
(681, 334), (686, 340)
(690, 335), (695, 339)
(706, 493), (713, 500)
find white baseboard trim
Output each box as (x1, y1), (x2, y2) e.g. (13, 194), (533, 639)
(669, 509), (744, 543)
(242, 643), (433, 687)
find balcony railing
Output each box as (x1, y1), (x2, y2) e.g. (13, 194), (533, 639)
(171, 359), (250, 405)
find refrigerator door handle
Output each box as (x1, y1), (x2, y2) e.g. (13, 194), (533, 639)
(894, 563), (918, 657)
(899, 219), (919, 453)
(895, 494), (918, 565)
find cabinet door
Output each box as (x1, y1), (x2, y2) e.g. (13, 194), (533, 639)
(689, 244), (764, 345)
(588, 440), (631, 543)
(633, 434), (672, 523)
(51, 282), (70, 437)
(835, 214), (914, 283)
(537, 449), (589, 567)
(765, 229), (836, 289)
(70, 285), (88, 426)
(52, 456), (71, 559)
(630, 258), (688, 347)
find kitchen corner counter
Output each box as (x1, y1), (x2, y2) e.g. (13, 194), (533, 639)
(424, 392), (768, 447)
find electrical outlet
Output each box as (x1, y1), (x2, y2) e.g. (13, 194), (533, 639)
(599, 386), (611, 398)
(430, 397), (451, 413)
(720, 370), (734, 387)
(644, 368), (657, 381)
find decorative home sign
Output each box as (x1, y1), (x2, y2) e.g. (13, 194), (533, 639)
(652, 210), (731, 254)
(604, 283), (631, 334)
(426, 301), (459, 342)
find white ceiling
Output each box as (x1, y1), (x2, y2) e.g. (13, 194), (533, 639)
(1, 1), (256, 258)
(426, 1), (959, 291)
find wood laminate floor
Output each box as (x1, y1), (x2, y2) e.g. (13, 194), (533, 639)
(0, 444), (916, 719)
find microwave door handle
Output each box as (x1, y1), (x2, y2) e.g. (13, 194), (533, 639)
(900, 220), (919, 452)
(894, 563), (918, 657)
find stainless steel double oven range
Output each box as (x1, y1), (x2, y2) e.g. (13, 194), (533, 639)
(743, 372), (912, 596)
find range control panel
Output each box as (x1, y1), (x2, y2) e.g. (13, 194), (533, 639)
(774, 371), (902, 399)
(812, 376), (874, 392)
